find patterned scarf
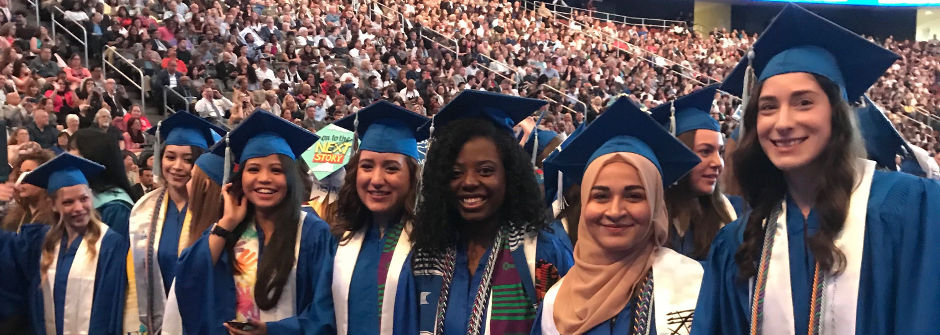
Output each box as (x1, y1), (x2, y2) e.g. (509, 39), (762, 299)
(418, 224), (535, 335)
(233, 224), (262, 321)
(376, 221), (406, 317)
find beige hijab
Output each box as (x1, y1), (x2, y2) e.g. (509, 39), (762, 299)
(553, 152), (670, 334)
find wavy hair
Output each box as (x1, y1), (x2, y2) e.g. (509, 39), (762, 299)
(185, 165), (223, 249)
(227, 155), (303, 310)
(40, 185), (104, 273)
(412, 118), (548, 251)
(733, 74), (865, 279)
(327, 151), (420, 241)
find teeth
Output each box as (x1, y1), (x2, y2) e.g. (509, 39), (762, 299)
(774, 138), (805, 147)
(256, 189), (275, 194)
(461, 197), (484, 205)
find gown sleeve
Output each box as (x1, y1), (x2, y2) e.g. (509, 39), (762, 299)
(857, 172), (940, 334)
(265, 214), (337, 335)
(89, 230), (129, 335)
(98, 201), (132, 239)
(0, 225), (47, 325)
(174, 230), (233, 335)
(536, 229), (574, 277)
(690, 219), (750, 335)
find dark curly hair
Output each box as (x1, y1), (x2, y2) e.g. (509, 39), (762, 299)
(412, 118), (548, 251)
(733, 74), (865, 279)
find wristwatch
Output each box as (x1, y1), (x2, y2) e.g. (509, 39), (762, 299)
(210, 223), (235, 241)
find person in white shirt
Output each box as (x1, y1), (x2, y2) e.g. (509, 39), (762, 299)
(254, 59), (276, 83)
(193, 86), (233, 123)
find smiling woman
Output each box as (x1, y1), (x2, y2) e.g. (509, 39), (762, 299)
(0, 153), (127, 335)
(693, 4), (940, 334)
(409, 90), (573, 335)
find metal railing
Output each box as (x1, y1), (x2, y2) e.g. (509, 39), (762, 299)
(541, 84), (588, 113)
(102, 46), (145, 112)
(541, 95), (580, 115)
(913, 106), (940, 130)
(162, 85), (191, 115)
(420, 26), (459, 56)
(370, 0), (407, 32)
(50, 6), (88, 67)
(523, 0), (687, 30)
(24, 0), (40, 26)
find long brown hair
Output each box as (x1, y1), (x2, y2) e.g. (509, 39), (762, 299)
(40, 186), (104, 273)
(664, 130), (734, 260)
(554, 183), (581, 245)
(327, 151), (419, 241)
(227, 155), (303, 310)
(733, 74), (865, 279)
(2, 150), (55, 231)
(185, 165), (223, 248)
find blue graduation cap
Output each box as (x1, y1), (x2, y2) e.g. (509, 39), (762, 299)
(650, 84), (720, 135)
(720, 4), (899, 103)
(194, 151), (226, 185)
(23, 153), (105, 194)
(417, 90), (547, 138)
(548, 98), (701, 189)
(212, 111), (320, 167)
(333, 100), (430, 159)
(147, 111), (228, 150)
(521, 111), (561, 166)
(542, 123), (588, 208)
(855, 96), (910, 170)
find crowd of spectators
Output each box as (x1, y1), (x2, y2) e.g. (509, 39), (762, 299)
(0, 0), (937, 176)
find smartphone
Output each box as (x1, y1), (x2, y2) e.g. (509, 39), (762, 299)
(226, 321), (256, 331)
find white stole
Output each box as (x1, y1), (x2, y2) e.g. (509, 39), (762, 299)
(333, 223), (413, 335)
(42, 221), (109, 335)
(720, 194), (738, 222)
(482, 232), (537, 335)
(761, 159), (874, 335)
(539, 247), (703, 335)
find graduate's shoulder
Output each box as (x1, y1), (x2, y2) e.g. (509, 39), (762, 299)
(870, 170), (938, 203)
(710, 216), (746, 258)
(299, 209), (337, 247)
(100, 226), (130, 251)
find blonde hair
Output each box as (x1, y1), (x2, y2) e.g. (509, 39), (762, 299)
(40, 185), (104, 273)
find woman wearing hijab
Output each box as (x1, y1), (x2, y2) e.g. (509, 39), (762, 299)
(125, 112), (227, 333)
(328, 101), (429, 335)
(0, 153), (128, 335)
(693, 5), (940, 334)
(649, 84), (743, 261)
(174, 111), (336, 334)
(409, 90), (573, 335)
(535, 97), (704, 334)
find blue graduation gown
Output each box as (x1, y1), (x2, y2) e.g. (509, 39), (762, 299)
(98, 201), (132, 238)
(174, 212), (337, 334)
(692, 171), (940, 334)
(530, 299), (656, 335)
(157, 199), (187, 294)
(414, 229), (574, 334)
(0, 224), (128, 335)
(341, 223), (415, 335)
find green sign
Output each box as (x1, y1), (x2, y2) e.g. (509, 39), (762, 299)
(301, 124), (356, 180)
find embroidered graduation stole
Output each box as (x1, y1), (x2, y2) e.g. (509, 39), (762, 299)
(487, 243), (537, 335)
(376, 221), (406, 316)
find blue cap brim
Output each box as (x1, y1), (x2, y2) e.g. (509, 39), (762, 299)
(650, 84), (721, 135)
(333, 101), (430, 159)
(417, 90), (547, 138)
(146, 112), (228, 149)
(23, 153), (105, 194)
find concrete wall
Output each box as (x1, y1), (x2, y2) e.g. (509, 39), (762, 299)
(916, 8), (940, 41)
(694, 1), (732, 34)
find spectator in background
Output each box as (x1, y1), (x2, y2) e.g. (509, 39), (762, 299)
(123, 116), (146, 152)
(28, 46), (59, 80)
(102, 78), (128, 116)
(194, 86), (233, 124)
(64, 113), (80, 136)
(2, 91), (29, 130)
(94, 108), (123, 144)
(7, 127), (30, 162)
(1, 148), (54, 232)
(26, 109), (56, 149)
(123, 105), (152, 131)
(63, 54), (91, 87)
(52, 131), (69, 155)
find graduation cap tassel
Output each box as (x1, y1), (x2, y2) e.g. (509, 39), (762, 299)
(740, 50), (756, 138)
(352, 112), (360, 153)
(555, 170), (565, 213)
(531, 129), (539, 167)
(426, 117), (436, 153)
(153, 121), (163, 185)
(223, 135), (232, 185)
(668, 101), (677, 136)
